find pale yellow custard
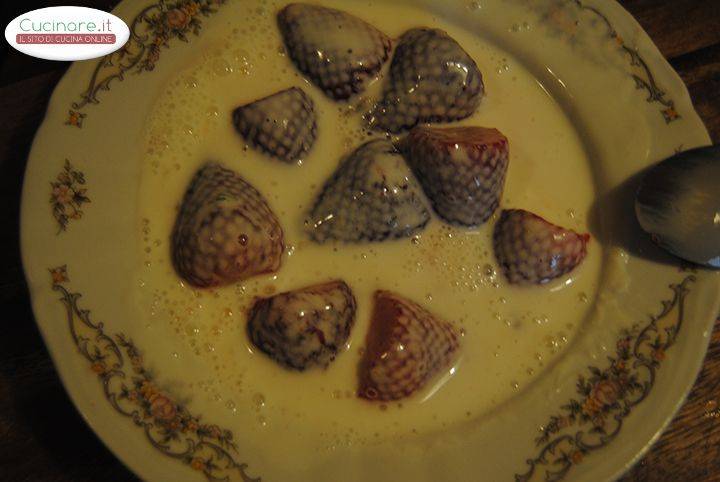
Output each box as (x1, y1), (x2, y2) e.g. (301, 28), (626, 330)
(135, 0), (600, 462)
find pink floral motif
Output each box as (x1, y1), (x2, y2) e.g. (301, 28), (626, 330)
(582, 379), (621, 417)
(49, 265), (69, 285)
(50, 160), (90, 232)
(541, 1), (679, 125)
(662, 107), (680, 123)
(91, 361), (107, 375)
(69, 0), (225, 120)
(65, 110), (86, 128)
(517, 276), (695, 482)
(570, 450), (584, 464)
(150, 394), (178, 421)
(166, 8), (191, 29)
(191, 457), (207, 471)
(52, 184), (74, 204)
(592, 379), (621, 406)
(652, 347), (666, 361)
(106, 335), (247, 478)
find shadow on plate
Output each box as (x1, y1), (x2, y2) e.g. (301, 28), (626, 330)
(0, 60), (137, 481)
(588, 167), (680, 268)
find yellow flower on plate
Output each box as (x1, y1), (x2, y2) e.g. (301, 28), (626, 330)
(140, 380), (157, 399)
(653, 348), (666, 361)
(183, 2), (201, 17)
(49, 265), (69, 285)
(52, 184), (74, 204)
(582, 396), (602, 417)
(150, 394), (178, 421)
(662, 107), (679, 122)
(91, 361), (106, 374)
(65, 110), (85, 128)
(166, 8), (191, 29)
(571, 450), (584, 464)
(190, 458), (206, 471)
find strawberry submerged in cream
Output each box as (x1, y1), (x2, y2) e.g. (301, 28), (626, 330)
(136, 0), (601, 469)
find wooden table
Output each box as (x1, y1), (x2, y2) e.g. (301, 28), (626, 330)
(0, 1), (718, 480)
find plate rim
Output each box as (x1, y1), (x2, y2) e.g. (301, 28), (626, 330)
(19, 0), (718, 481)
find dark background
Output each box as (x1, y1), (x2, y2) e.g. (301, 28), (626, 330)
(1, 1), (718, 480)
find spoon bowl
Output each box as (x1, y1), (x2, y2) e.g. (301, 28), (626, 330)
(635, 145), (720, 268)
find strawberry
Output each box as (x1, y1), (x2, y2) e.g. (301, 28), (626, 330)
(399, 126), (509, 226)
(358, 290), (461, 401)
(277, 3), (392, 100)
(247, 280), (356, 370)
(307, 139), (430, 243)
(232, 87), (317, 163)
(493, 209), (590, 285)
(370, 28), (484, 133)
(171, 163), (284, 288)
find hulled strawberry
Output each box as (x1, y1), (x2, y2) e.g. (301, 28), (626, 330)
(493, 209), (590, 285)
(370, 28), (484, 133)
(277, 3), (392, 100)
(307, 139), (430, 243)
(171, 163), (284, 288)
(358, 290), (461, 401)
(232, 87), (317, 163)
(247, 280), (356, 370)
(400, 126), (509, 226)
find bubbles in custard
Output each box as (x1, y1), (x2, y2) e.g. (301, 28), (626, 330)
(134, 0), (602, 459)
(467, 1), (482, 11)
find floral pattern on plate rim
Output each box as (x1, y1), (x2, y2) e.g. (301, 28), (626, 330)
(48, 270), (699, 482)
(50, 266), (260, 482)
(534, 0), (679, 123)
(515, 275), (696, 482)
(49, 0), (693, 479)
(571, 0), (680, 123)
(68, 0), (225, 126)
(51, 160), (90, 233)
(65, 0), (680, 126)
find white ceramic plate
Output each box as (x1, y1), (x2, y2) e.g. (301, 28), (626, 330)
(21, 0), (720, 481)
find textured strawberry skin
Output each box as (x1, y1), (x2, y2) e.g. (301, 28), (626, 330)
(171, 163), (284, 288)
(493, 209), (590, 285)
(358, 290), (461, 401)
(278, 3), (392, 100)
(371, 28), (484, 133)
(308, 139), (430, 243)
(247, 280), (356, 370)
(401, 126), (509, 226)
(233, 87), (317, 163)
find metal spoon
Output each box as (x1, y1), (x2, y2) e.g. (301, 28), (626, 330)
(635, 145), (720, 268)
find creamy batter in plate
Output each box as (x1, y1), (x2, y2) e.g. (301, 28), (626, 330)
(21, 1), (720, 481)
